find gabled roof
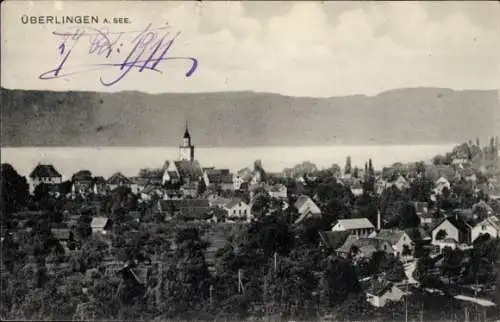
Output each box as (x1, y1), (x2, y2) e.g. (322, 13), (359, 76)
(374, 229), (408, 245)
(432, 215), (471, 234)
(477, 216), (500, 231)
(91, 216), (109, 229)
(72, 170), (92, 181)
(107, 172), (131, 185)
(335, 218), (375, 230)
(319, 231), (351, 250)
(405, 227), (431, 241)
(224, 198), (247, 209)
(205, 169), (233, 184)
(93, 176), (106, 184)
(294, 195), (313, 210)
(174, 160), (203, 181)
(337, 236), (388, 257)
(29, 164), (62, 179)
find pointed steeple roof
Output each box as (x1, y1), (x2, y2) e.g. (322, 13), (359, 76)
(183, 120), (191, 139)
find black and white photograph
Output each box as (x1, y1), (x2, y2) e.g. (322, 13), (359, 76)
(1, 1), (500, 321)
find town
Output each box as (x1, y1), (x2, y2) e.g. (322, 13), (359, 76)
(1, 127), (500, 321)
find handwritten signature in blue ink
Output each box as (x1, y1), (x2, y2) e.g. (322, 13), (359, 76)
(39, 23), (198, 86)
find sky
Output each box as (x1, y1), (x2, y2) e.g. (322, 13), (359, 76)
(1, 1), (499, 97)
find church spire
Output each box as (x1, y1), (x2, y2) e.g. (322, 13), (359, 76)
(179, 120), (195, 162)
(183, 120), (191, 139)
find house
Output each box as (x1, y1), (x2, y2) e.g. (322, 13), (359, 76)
(223, 198), (251, 220)
(336, 235), (393, 260)
(434, 176), (451, 195)
(29, 163), (63, 194)
(294, 195), (322, 225)
(431, 215), (472, 246)
(266, 184), (287, 199)
(471, 216), (500, 242)
(365, 279), (405, 307)
(203, 168), (235, 191)
(374, 229), (414, 258)
(106, 172), (132, 191)
(91, 217), (111, 234)
(331, 218), (376, 238)
(71, 170), (93, 195)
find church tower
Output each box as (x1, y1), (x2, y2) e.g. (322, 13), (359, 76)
(179, 121), (195, 162)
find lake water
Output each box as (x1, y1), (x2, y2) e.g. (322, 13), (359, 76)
(1, 145), (456, 180)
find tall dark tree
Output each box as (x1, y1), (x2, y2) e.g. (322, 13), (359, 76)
(1, 163), (29, 214)
(344, 156), (352, 175)
(398, 202), (420, 229)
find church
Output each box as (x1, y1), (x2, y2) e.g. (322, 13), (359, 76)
(162, 123), (204, 194)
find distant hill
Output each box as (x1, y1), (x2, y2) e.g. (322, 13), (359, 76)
(1, 87), (499, 147)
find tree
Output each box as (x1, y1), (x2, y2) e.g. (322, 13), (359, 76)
(435, 229), (447, 241)
(344, 156), (352, 175)
(398, 202), (420, 229)
(1, 163), (29, 215)
(353, 167), (359, 179)
(402, 244), (412, 257)
(319, 256), (362, 309)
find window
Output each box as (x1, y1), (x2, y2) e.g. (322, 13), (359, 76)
(233, 210), (236, 215)
(482, 225), (487, 230)
(239, 210), (241, 215)
(244, 209), (247, 215)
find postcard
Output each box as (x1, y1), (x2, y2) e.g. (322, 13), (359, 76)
(1, 1), (499, 321)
